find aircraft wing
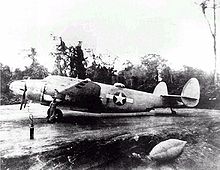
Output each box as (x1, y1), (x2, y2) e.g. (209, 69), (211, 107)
(55, 80), (102, 111)
(58, 80), (101, 99)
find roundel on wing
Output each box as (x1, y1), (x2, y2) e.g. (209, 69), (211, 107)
(113, 92), (126, 106)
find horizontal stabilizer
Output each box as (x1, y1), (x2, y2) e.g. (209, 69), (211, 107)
(161, 78), (200, 108)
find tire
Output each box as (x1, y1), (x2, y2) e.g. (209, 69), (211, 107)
(54, 109), (63, 122)
(47, 108), (50, 119)
(47, 108), (52, 123)
(47, 108), (63, 123)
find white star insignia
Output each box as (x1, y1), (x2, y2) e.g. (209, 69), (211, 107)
(115, 92), (126, 105)
(106, 92), (134, 106)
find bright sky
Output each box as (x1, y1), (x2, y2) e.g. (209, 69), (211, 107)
(0, 0), (220, 73)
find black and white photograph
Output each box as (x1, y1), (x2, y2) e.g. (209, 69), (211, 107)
(0, 0), (220, 169)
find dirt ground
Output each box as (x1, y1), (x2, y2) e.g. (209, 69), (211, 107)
(0, 104), (220, 169)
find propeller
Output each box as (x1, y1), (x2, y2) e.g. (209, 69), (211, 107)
(20, 83), (27, 110)
(40, 85), (46, 102)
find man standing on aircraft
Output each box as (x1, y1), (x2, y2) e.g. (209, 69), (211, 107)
(75, 41), (86, 79)
(67, 42), (86, 78)
(68, 46), (76, 77)
(57, 37), (67, 53)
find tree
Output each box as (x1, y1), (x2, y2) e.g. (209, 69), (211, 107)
(118, 54), (169, 92)
(139, 54), (168, 92)
(74, 41), (86, 79)
(50, 39), (69, 76)
(15, 47), (49, 79)
(22, 47), (49, 79)
(50, 36), (87, 78)
(120, 57), (220, 109)
(198, 0), (220, 84)
(86, 53), (117, 84)
(0, 63), (12, 93)
(26, 47), (37, 64)
(12, 68), (24, 80)
(119, 60), (144, 89)
(22, 63), (49, 79)
(0, 63), (14, 105)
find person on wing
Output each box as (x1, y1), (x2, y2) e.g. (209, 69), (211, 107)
(57, 37), (67, 54)
(68, 46), (77, 77)
(75, 41), (86, 79)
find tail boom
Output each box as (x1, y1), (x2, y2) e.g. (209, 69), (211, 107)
(160, 78), (200, 108)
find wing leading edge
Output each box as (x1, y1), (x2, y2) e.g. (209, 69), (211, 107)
(57, 80), (102, 111)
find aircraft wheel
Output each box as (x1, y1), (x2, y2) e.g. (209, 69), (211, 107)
(172, 110), (177, 114)
(47, 108), (63, 123)
(47, 108), (50, 119)
(54, 109), (63, 122)
(170, 108), (177, 115)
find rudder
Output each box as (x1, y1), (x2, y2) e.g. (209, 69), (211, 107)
(181, 78), (200, 107)
(153, 82), (168, 96)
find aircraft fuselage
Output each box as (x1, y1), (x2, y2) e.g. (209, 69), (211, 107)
(9, 75), (169, 113)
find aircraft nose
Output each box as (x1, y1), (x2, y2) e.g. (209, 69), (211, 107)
(9, 81), (15, 92)
(9, 80), (25, 95)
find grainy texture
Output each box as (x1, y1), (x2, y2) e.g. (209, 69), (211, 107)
(0, 104), (220, 169)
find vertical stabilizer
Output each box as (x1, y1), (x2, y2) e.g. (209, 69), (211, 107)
(153, 82), (168, 96)
(181, 78), (200, 107)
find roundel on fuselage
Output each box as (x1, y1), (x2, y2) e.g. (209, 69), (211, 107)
(113, 92), (126, 106)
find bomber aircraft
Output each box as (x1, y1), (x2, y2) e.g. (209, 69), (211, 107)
(9, 75), (200, 122)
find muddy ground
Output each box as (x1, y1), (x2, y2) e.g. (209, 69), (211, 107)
(0, 104), (220, 169)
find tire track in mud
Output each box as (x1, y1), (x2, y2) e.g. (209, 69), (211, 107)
(1, 105), (220, 169)
(2, 126), (209, 170)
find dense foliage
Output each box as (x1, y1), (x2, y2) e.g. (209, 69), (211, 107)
(118, 55), (220, 109)
(0, 64), (14, 104)
(0, 48), (48, 105)
(50, 38), (86, 79)
(1, 46), (219, 109)
(86, 54), (117, 84)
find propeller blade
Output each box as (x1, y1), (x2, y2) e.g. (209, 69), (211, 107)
(20, 83), (27, 110)
(20, 100), (24, 110)
(24, 99), (27, 109)
(40, 85), (46, 102)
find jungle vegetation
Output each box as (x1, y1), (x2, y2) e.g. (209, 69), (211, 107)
(1, 44), (219, 109)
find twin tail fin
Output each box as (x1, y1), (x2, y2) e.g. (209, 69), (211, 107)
(153, 78), (200, 107)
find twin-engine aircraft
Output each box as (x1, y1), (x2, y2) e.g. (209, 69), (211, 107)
(9, 75), (200, 122)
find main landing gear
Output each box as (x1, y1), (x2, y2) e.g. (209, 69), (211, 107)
(47, 100), (63, 123)
(170, 108), (177, 115)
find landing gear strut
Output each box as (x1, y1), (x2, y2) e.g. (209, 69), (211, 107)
(170, 108), (176, 115)
(47, 100), (63, 123)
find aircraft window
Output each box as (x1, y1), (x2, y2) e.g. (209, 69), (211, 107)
(114, 83), (125, 88)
